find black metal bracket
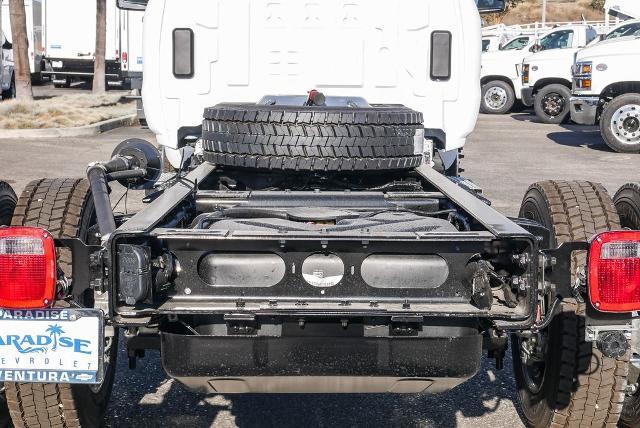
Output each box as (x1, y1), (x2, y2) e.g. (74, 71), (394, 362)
(56, 238), (103, 300)
(541, 241), (589, 299)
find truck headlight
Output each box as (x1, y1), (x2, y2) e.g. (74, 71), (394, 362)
(572, 61), (593, 91)
(578, 62), (592, 75)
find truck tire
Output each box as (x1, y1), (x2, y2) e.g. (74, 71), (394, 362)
(4, 178), (118, 428)
(534, 84), (571, 124)
(480, 80), (515, 114)
(0, 181), (17, 226)
(513, 180), (628, 428)
(614, 182), (640, 230)
(202, 103), (424, 171)
(1, 75), (16, 100)
(599, 93), (640, 153)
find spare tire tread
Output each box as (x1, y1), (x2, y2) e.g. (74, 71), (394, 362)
(204, 103), (424, 125)
(204, 152), (423, 172)
(203, 135), (416, 158)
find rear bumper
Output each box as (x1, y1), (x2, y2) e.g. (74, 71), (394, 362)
(161, 327), (482, 393)
(42, 58), (122, 80)
(569, 96), (599, 126)
(521, 87), (534, 107)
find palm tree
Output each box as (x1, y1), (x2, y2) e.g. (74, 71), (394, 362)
(93, 0), (107, 93)
(8, 0), (33, 100)
(46, 324), (65, 351)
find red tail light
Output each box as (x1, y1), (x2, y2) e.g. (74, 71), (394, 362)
(122, 52), (128, 63)
(0, 227), (56, 309)
(588, 231), (640, 312)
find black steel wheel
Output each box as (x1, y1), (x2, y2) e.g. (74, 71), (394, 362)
(202, 103), (424, 171)
(513, 180), (628, 428)
(1, 75), (16, 100)
(5, 179), (118, 428)
(534, 84), (571, 124)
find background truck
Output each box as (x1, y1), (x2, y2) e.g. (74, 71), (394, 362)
(1, 1), (639, 428)
(0, 5), (14, 100)
(569, 36), (640, 153)
(521, 1), (640, 125)
(482, 18), (640, 116)
(43, 0), (143, 88)
(0, 0), (46, 84)
(520, 23), (600, 123)
(480, 33), (537, 114)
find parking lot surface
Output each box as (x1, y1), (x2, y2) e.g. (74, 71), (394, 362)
(0, 111), (638, 427)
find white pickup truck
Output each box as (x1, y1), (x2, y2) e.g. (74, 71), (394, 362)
(520, 24), (600, 123)
(480, 34), (535, 114)
(570, 35), (640, 153)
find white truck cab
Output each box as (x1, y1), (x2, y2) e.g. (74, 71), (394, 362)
(520, 24), (599, 123)
(0, 4), (15, 99)
(480, 33), (538, 114)
(570, 36), (640, 153)
(140, 0), (485, 169)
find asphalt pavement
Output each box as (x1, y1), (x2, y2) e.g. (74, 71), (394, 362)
(0, 110), (639, 427)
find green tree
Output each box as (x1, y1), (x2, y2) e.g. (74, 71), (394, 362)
(591, 0), (605, 11)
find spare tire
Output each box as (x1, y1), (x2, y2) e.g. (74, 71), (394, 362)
(202, 103), (424, 171)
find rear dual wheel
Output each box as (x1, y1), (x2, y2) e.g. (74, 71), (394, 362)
(614, 182), (640, 427)
(4, 179), (117, 428)
(513, 180), (629, 428)
(0, 182), (14, 428)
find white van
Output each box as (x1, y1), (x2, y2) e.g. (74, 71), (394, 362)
(43, 0), (143, 89)
(0, 0), (46, 83)
(0, 4), (14, 99)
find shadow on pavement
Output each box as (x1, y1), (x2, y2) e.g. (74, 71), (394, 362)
(106, 340), (521, 428)
(546, 128), (611, 152)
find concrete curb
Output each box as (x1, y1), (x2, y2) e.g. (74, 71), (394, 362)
(0, 114), (137, 139)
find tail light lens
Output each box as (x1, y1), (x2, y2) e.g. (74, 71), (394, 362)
(588, 231), (640, 312)
(122, 52), (128, 63)
(0, 227), (57, 309)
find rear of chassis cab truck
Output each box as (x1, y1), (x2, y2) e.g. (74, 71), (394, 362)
(1, 1), (639, 427)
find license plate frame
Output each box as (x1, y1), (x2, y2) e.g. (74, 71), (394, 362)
(0, 308), (104, 385)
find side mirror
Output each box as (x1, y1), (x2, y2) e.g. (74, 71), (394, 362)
(476, 0), (506, 14)
(529, 44), (541, 53)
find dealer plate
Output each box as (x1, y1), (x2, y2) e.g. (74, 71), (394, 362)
(0, 308), (103, 384)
